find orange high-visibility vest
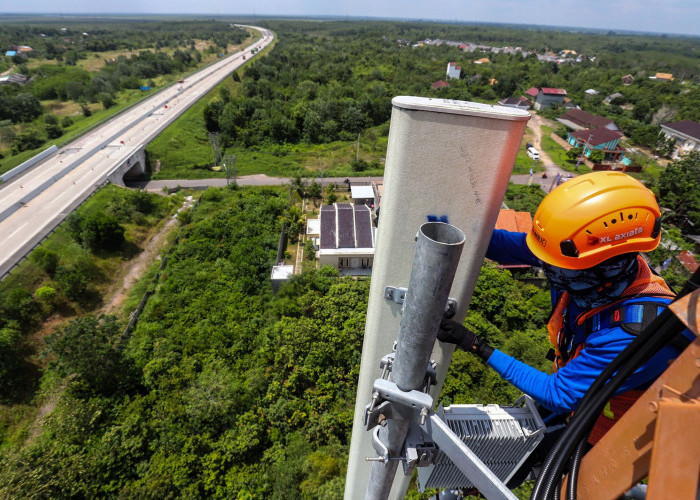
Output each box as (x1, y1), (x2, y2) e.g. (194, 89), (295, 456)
(545, 256), (674, 444)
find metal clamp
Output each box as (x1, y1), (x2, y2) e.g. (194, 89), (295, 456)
(384, 286), (457, 318)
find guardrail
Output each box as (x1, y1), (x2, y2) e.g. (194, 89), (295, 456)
(0, 145), (58, 184)
(0, 180), (109, 282)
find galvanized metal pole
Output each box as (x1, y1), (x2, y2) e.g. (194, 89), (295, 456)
(345, 97), (529, 500)
(366, 222), (465, 498)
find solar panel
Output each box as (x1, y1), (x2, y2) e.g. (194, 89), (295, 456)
(337, 204), (355, 248)
(320, 205), (336, 249)
(354, 205), (373, 248)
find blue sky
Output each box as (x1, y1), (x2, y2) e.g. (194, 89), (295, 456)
(3, 0), (699, 36)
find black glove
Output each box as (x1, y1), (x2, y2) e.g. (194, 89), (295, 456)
(437, 318), (494, 361)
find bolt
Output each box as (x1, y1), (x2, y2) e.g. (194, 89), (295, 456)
(420, 408), (429, 426)
(648, 401), (659, 413)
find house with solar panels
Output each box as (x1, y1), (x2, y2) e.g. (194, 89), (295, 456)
(317, 203), (375, 275)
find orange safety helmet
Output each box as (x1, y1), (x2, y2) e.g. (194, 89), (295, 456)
(526, 171), (661, 269)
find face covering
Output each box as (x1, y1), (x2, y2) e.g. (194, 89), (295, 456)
(541, 253), (639, 309)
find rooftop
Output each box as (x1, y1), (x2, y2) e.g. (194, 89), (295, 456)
(351, 185), (375, 199)
(558, 109), (615, 130)
(541, 87), (567, 95)
(495, 209), (533, 233)
(320, 203), (374, 250)
(662, 120), (700, 141)
(570, 127), (623, 146)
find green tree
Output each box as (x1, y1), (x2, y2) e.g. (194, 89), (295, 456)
(44, 314), (139, 396)
(308, 180), (322, 204)
(55, 266), (88, 301)
(2, 288), (41, 330)
(657, 151), (700, 230)
(566, 146), (583, 162)
(0, 322), (22, 396)
(588, 149), (605, 163)
(68, 212), (125, 252)
(31, 247), (59, 276)
(11, 128), (45, 154)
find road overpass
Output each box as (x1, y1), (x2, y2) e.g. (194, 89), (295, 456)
(0, 25), (273, 280)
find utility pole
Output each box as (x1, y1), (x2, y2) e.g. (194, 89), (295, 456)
(344, 97), (529, 499)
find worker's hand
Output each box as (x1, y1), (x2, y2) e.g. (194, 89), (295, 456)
(437, 318), (494, 361)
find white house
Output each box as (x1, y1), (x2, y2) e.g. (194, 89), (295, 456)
(317, 203), (375, 275)
(661, 120), (700, 158)
(446, 62), (461, 79)
(350, 184), (375, 206)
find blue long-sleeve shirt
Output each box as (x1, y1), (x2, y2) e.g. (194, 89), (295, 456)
(483, 229), (685, 414)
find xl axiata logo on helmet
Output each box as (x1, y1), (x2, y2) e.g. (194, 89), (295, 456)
(599, 226), (644, 244)
(532, 228), (546, 247)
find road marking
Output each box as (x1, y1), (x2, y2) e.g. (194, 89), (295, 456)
(7, 222), (27, 240)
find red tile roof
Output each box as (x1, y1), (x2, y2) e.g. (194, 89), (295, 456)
(541, 87), (567, 95)
(570, 127), (623, 146)
(495, 209), (533, 233)
(662, 120), (700, 141)
(431, 79), (450, 89)
(559, 109), (615, 129)
(677, 250), (699, 273)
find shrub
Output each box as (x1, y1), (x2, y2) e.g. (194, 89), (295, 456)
(67, 212), (125, 252)
(56, 266), (88, 301)
(35, 286), (58, 312)
(304, 239), (316, 260)
(31, 248), (59, 276)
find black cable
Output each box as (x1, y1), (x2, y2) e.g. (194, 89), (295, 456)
(532, 267), (700, 500)
(533, 307), (688, 499)
(566, 437), (588, 500)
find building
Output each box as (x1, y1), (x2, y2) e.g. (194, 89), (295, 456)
(317, 203), (375, 275)
(660, 120), (700, 159)
(350, 185), (375, 206)
(0, 74), (28, 85)
(446, 62), (461, 80)
(567, 128), (628, 165)
(525, 87), (539, 99)
(498, 96), (531, 111)
(557, 109), (618, 132)
(474, 57), (491, 64)
(270, 265), (294, 292)
(621, 74), (635, 84)
(431, 79), (450, 89)
(584, 88), (599, 96)
(652, 72), (674, 81)
(306, 218), (321, 252)
(534, 87), (567, 110)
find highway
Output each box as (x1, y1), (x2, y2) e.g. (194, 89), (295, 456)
(0, 25), (273, 279)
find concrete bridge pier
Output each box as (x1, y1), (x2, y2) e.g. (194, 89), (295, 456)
(108, 146), (147, 186)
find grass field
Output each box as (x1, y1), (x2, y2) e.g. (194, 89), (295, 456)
(540, 125), (591, 174)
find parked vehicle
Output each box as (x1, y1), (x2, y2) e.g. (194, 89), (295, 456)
(527, 147), (540, 160)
